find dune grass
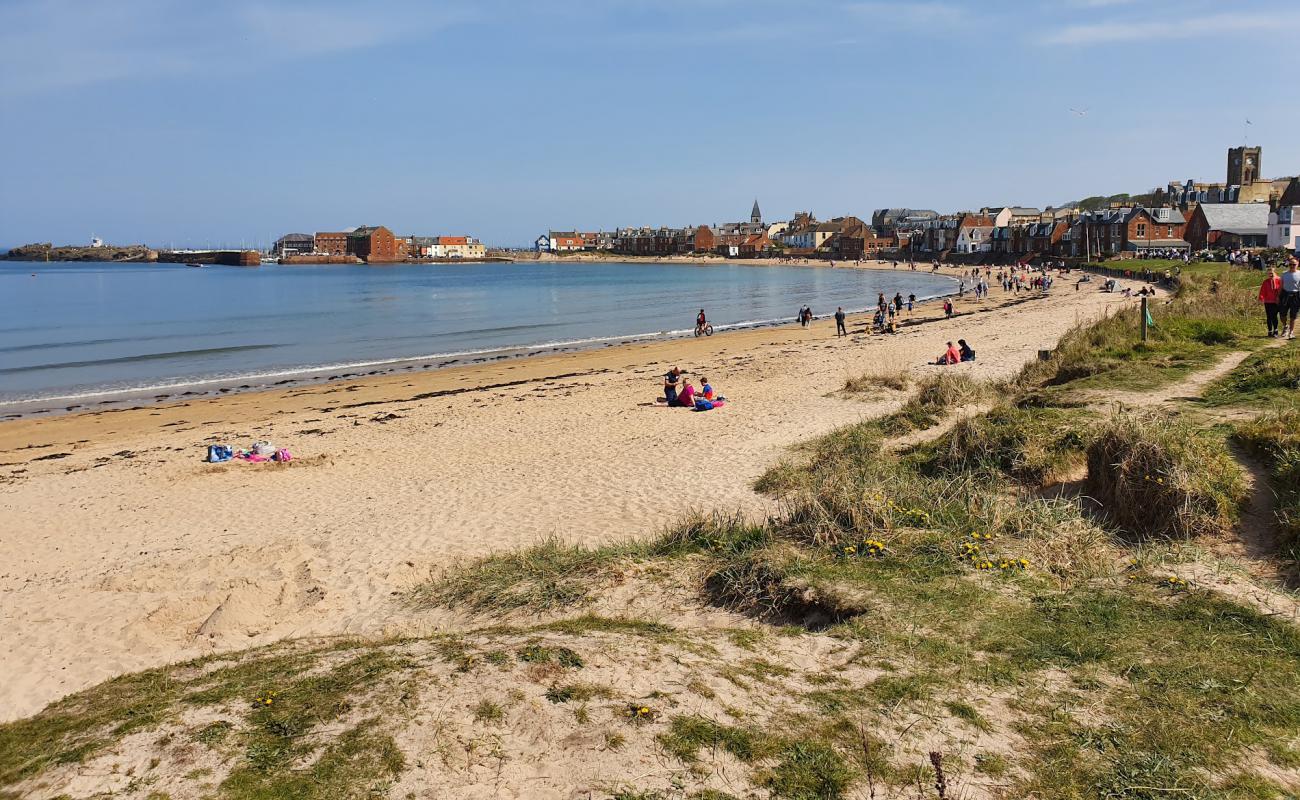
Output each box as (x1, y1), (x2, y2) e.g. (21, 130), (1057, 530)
(1013, 272), (1261, 400)
(409, 536), (638, 614)
(1085, 412), (1248, 541)
(910, 404), (1094, 486)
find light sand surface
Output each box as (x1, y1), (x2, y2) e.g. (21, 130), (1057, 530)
(0, 281), (1130, 721)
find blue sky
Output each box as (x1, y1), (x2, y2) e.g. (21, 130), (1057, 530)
(1, 0), (1296, 248)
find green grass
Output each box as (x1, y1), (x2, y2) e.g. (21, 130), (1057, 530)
(516, 643), (584, 668)
(1014, 273), (1262, 399)
(411, 537), (634, 614)
(763, 741), (856, 800)
(537, 615), (675, 638)
(473, 699), (504, 723)
(217, 651), (405, 797)
(219, 719), (404, 800)
(1204, 344), (1300, 407)
(911, 404), (1094, 485)
(658, 716), (778, 764)
(544, 682), (613, 704)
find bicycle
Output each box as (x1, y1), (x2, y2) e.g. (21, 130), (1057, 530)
(694, 322), (714, 337)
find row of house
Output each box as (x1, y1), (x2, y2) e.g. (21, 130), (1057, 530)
(273, 227), (485, 262)
(533, 147), (1298, 266)
(896, 190), (1300, 261)
(537, 202), (780, 258)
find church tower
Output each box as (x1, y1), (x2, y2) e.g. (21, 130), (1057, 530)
(1227, 146), (1261, 186)
(751, 199), (762, 225)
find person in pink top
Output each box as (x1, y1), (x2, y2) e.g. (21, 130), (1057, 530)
(935, 341), (961, 365)
(677, 379), (696, 407)
(1259, 268), (1283, 338)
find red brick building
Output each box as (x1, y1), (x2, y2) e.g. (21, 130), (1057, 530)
(1070, 207), (1187, 258)
(347, 226), (400, 262)
(834, 217), (897, 259)
(314, 232), (350, 256)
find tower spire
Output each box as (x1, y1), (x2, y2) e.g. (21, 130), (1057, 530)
(751, 199), (762, 225)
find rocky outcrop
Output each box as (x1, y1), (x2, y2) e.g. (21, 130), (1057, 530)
(3, 243), (157, 262)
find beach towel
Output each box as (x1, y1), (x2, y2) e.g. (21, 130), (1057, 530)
(207, 445), (233, 463)
(693, 399), (714, 411)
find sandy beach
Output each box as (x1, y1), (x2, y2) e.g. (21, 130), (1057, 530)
(0, 278), (1128, 722)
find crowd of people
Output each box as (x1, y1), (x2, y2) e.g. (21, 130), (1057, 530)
(660, 260), (1094, 409)
(661, 251), (1300, 413)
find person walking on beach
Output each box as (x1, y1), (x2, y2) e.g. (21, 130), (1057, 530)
(835, 307), (847, 337)
(907, 293), (916, 315)
(943, 299), (954, 319)
(1281, 258), (1300, 339)
(1259, 269), (1282, 338)
(893, 292), (904, 315)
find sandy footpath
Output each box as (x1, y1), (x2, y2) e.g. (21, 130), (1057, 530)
(0, 277), (1128, 722)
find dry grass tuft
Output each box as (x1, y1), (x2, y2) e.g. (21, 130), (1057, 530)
(1085, 413), (1247, 541)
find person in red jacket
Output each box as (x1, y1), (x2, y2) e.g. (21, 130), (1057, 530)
(1259, 268), (1283, 338)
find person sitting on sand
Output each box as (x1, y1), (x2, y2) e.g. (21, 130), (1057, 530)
(701, 377), (726, 402)
(663, 367), (682, 405)
(935, 341), (960, 365)
(958, 339), (976, 362)
(677, 378), (697, 407)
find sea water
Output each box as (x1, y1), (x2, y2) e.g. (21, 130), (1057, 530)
(0, 260), (956, 413)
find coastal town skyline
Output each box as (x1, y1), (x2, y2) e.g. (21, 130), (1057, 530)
(3, 0), (1299, 248)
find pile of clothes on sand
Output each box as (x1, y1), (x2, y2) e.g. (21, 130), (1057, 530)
(206, 441), (292, 464)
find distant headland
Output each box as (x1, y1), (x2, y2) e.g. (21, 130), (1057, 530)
(3, 242), (157, 262)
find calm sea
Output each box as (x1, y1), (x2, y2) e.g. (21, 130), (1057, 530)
(0, 260), (956, 413)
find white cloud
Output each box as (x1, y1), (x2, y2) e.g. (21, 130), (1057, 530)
(1040, 10), (1300, 45)
(0, 0), (473, 98)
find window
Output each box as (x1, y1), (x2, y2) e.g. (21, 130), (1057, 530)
(1136, 223), (1147, 237)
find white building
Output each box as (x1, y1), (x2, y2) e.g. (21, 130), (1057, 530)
(1270, 207), (1300, 252)
(1270, 180), (1300, 252)
(955, 225), (993, 254)
(780, 221), (842, 250)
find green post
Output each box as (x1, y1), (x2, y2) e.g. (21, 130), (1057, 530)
(1140, 295), (1149, 342)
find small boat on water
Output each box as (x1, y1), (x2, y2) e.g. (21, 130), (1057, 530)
(186, 263), (204, 268)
